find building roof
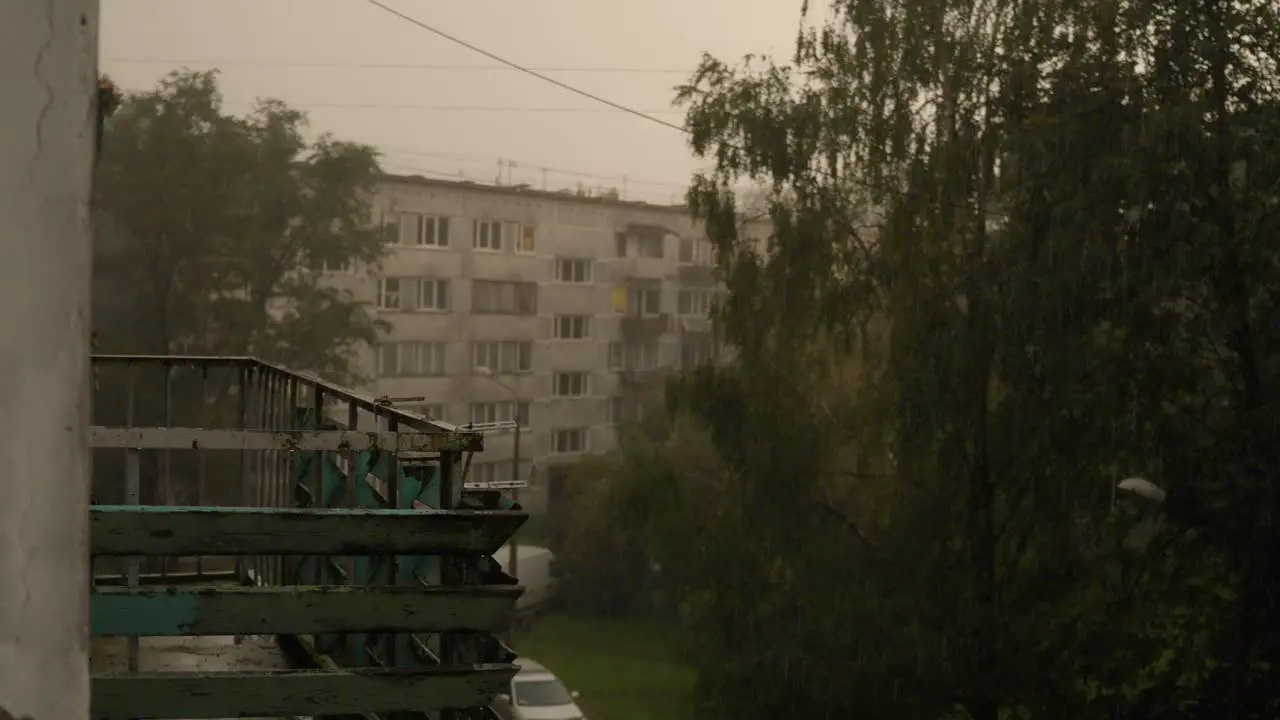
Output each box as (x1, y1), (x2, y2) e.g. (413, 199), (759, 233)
(379, 172), (693, 215)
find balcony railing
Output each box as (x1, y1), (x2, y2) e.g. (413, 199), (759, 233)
(88, 354), (523, 719)
(619, 312), (671, 338)
(677, 263), (717, 285)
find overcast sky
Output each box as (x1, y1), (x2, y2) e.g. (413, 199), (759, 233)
(101, 0), (806, 205)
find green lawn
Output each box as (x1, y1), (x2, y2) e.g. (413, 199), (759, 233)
(515, 614), (695, 720)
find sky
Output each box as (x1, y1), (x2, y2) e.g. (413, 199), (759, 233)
(100, 0), (807, 205)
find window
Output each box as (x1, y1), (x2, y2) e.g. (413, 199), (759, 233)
(608, 396), (625, 425)
(516, 225), (536, 254)
(474, 220), (528, 251)
(622, 286), (661, 316)
(615, 232), (665, 259)
(416, 279), (449, 311)
(309, 257), (355, 275)
(681, 340), (714, 369)
(610, 341), (658, 371)
(472, 341), (533, 374)
(554, 257), (592, 283)
(607, 396), (641, 425)
(398, 212), (450, 247)
(377, 278), (449, 311)
(551, 428), (588, 454)
(401, 403), (446, 420)
(554, 315), (592, 340)
(376, 342), (446, 377)
(474, 221), (504, 251)
(678, 237), (713, 265)
(377, 278), (401, 311)
(637, 235), (664, 258)
(469, 401), (531, 428)
(553, 372), (590, 398)
(677, 290), (713, 316)
(513, 677), (575, 708)
(470, 459), (535, 486)
(472, 280), (538, 315)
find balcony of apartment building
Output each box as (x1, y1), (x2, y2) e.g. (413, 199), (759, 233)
(614, 282), (670, 340)
(607, 340), (670, 387)
(676, 235), (717, 285)
(606, 223), (677, 281)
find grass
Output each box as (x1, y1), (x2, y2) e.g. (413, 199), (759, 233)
(515, 614), (695, 720)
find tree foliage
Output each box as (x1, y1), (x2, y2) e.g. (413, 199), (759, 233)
(93, 70), (387, 382)
(557, 0), (1280, 718)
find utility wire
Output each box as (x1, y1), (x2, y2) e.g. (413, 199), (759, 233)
(360, 0), (689, 134)
(103, 57), (690, 74)
(218, 99), (679, 114)
(382, 145), (692, 187)
(356, 0), (972, 216)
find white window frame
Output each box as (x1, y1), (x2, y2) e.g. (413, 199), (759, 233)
(551, 428), (589, 454)
(552, 372), (591, 398)
(376, 278), (402, 311)
(415, 279), (449, 311)
(607, 396), (640, 426)
(677, 290), (713, 317)
(554, 257), (593, 284)
(376, 342), (446, 377)
(678, 237), (713, 266)
(553, 315), (592, 340)
(471, 340), (533, 374)
(399, 212), (450, 248)
(469, 401), (531, 429)
(621, 286), (661, 316)
(401, 403), (446, 420)
(473, 220), (504, 251)
(614, 341), (658, 371)
(313, 258), (355, 275)
(472, 280), (538, 315)
(471, 459), (534, 485)
(515, 223), (536, 254)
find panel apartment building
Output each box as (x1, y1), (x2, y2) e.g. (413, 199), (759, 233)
(338, 173), (750, 512)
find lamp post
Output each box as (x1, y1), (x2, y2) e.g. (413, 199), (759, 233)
(473, 367), (522, 585)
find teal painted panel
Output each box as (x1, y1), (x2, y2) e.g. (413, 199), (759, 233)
(398, 464), (442, 665)
(90, 505), (525, 556)
(91, 664), (518, 719)
(91, 585), (521, 637)
(352, 447), (379, 666)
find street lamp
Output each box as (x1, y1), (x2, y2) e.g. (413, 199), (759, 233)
(473, 366), (523, 587)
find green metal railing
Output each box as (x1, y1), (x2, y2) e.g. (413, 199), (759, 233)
(88, 355), (525, 719)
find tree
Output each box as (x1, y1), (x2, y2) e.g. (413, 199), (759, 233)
(651, 0), (1280, 717)
(93, 69), (387, 383)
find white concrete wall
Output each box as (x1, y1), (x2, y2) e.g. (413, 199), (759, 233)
(0, 1), (97, 718)
(359, 178), (733, 512)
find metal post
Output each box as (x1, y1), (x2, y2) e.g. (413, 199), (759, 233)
(509, 411), (522, 582)
(0, 1), (97, 718)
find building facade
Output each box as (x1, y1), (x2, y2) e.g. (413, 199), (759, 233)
(343, 174), (739, 512)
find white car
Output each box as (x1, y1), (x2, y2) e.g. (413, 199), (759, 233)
(491, 658), (587, 720)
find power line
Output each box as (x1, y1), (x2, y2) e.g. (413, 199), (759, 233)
(378, 160), (685, 203)
(358, 0), (980, 216)
(102, 57), (690, 74)
(218, 100), (679, 114)
(380, 145), (692, 188)
(359, 0), (689, 134)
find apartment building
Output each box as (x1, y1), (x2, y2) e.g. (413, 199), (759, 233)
(343, 174), (750, 512)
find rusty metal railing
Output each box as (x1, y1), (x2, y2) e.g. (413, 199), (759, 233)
(88, 354), (521, 719)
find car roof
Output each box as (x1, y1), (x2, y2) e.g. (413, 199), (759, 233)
(515, 657), (548, 673)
